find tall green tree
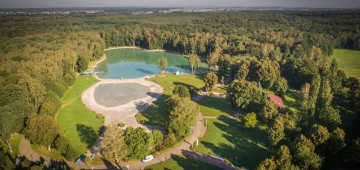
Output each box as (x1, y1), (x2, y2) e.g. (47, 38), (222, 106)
(204, 72), (218, 92)
(268, 117), (285, 145)
(207, 49), (220, 69)
(275, 145), (292, 168)
(157, 57), (168, 72)
(227, 79), (264, 112)
(76, 55), (89, 73)
(166, 95), (199, 139)
(25, 115), (58, 149)
(188, 54), (201, 74)
(292, 134), (322, 169)
(235, 60), (250, 80)
(124, 127), (151, 159)
(151, 130), (164, 151)
(309, 124), (330, 146)
(261, 97), (279, 122)
(256, 157), (277, 170)
(241, 112), (258, 128)
(101, 125), (128, 163)
(173, 85), (190, 98)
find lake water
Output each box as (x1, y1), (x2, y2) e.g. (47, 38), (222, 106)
(94, 48), (208, 79)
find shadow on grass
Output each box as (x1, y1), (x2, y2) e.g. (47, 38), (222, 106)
(171, 154), (220, 170)
(173, 81), (203, 97)
(76, 124), (99, 148)
(137, 94), (171, 126)
(197, 96), (235, 117)
(101, 157), (119, 170)
(146, 154), (220, 170)
(200, 118), (274, 169)
(284, 90), (301, 112)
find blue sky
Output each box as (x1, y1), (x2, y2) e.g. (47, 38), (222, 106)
(0, 0), (359, 8)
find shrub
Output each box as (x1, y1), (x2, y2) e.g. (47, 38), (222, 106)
(173, 85), (191, 98)
(242, 112), (258, 128)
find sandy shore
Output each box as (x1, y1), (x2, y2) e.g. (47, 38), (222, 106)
(104, 46), (140, 51)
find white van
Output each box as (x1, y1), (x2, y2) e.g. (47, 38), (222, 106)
(141, 155), (154, 162)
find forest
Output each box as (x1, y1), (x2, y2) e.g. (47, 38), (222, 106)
(0, 10), (360, 169)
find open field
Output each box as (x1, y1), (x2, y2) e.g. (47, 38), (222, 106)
(145, 155), (221, 170)
(198, 96), (235, 117)
(136, 74), (205, 126)
(56, 76), (104, 155)
(283, 89), (301, 113)
(196, 118), (273, 169)
(31, 144), (63, 160)
(214, 85), (228, 94)
(10, 134), (23, 156)
(333, 49), (360, 79)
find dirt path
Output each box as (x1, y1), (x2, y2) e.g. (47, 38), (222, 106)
(18, 138), (51, 165)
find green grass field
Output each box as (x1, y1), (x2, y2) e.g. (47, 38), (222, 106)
(136, 74), (205, 126)
(145, 155), (221, 170)
(196, 118), (273, 169)
(213, 85), (227, 94)
(198, 96), (235, 117)
(31, 144), (64, 160)
(333, 49), (360, 79)
(56, 76), (104, 155)
(10, 134), (23, 156)
(283, 89), (301, 113)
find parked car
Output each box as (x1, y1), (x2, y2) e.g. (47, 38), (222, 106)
(141, 155), (154, 162)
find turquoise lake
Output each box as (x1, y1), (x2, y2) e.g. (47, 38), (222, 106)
(95, 48), (208, 79)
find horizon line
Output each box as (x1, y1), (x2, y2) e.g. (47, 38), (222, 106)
(1, 6), (360, 10)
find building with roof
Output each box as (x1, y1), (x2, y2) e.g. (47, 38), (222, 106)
(268, 94), (285, 109)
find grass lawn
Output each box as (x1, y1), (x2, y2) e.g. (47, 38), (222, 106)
(333, 49), (360, 79)
(84, 156), (106, 166)
(10, 134), (23, 156)
(213, 85), (228, 94)
(136, 74), (205, 126)
(283, 89), (301, 113)
(31, 144), (63, 160)
(198, 96), (235, 117)
(196, 118), (273, 169)
(145, 155), (221, 170)
(56, 76), (104, 155)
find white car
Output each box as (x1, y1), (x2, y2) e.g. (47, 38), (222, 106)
(141, 155), (154, 162)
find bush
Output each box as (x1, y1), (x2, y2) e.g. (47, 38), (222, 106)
(173, 85), (191, 98)
(242, 112), (258, 128)
(164, 133), (177, 147)
(54, 136), (77, 160)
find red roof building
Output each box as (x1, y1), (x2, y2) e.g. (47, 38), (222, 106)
(268, 94), (285, 109)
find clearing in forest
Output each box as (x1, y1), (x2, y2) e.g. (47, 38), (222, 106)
(333, 49), (360, 79)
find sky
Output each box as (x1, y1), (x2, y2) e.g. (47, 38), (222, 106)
(0, 0), (359, 9)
